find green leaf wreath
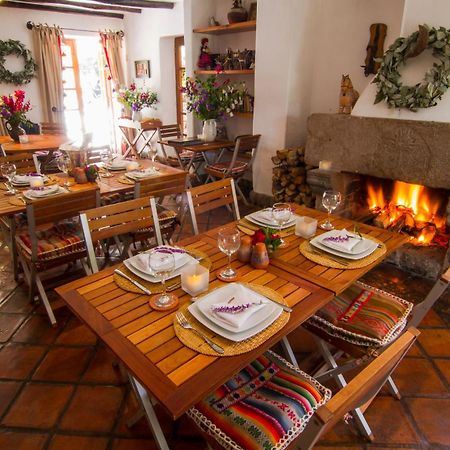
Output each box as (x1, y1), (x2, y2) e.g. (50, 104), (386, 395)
(0, 40), (37, 85)
(373, 25), (450, 111)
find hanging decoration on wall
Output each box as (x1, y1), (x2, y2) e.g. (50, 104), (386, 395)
(363, 23), (387, 76)
(0, 39), (37, 85)
(373, 25), (450, 111)
(338, 74), (359, 114)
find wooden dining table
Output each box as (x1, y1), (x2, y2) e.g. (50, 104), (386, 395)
(55, 207), (408, 449)
(0, 134), (67, 154)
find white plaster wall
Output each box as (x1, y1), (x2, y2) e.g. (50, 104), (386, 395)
(0, 6), (123, 124)
(124, 3), (184, 124)
(353, 0), (450, 122)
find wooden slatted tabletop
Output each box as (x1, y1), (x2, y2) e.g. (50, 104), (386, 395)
(235, 205), (410, 295)
(158, 139), (234, 153)
(1, 134), (67, 153)
(56, 236), (334, 420)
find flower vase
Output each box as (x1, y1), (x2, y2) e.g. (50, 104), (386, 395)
(5, 121), (25, 143)
(132, 110), (142, 122)
(250, 243), (270, 269)
(202, 119), (217, 142)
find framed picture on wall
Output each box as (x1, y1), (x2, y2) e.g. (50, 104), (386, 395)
(135, 60), (151, 78)
(249, 2), (257, 21)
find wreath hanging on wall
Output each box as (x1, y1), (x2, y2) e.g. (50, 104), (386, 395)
(0, 39), (37, 85)
(373, 25), (450, 111)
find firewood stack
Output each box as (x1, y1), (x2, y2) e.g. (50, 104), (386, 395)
(272, 147), (315, 206)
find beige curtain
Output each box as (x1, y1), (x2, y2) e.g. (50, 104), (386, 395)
(32, 25), (64, 124)
(100, 31), (125, 89)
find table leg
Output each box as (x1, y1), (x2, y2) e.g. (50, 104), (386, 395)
(128, 374), (170, 450)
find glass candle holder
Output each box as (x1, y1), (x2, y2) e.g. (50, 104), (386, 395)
(19, 135), (29, 144)
(295, 216), (318, 239)
(181, 264), (209, 297)
(126, 161), (140, 171)
(29, 176), (44, 189)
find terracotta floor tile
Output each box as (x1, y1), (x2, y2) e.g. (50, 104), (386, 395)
(114, 391), (152, 437)
(32, 347), (93, 382)
(0, 290), (35, 314)
(60, 385), (123, 432)
(0, 314), (27, 343)
(12, 314), (64, 344)
(319, 419), (363, 444)
(405, 342), (423, 358)
(314, 447), (362, 450)
(363, 397), (420, 445)
(0, 381), (21, 416)
(418, 328), (450, 357)
(434, 358), (450, 385)
(392, 357), (447, 395)
(55, 317), (98, 346)
(2, 383), (73, 429)
(407, 398), (450, 446)
(0, 431), (47, 450)
(111, 438), (158, 450)
(48, 434), (109, 450)
(0, 343), (46, 379)
(82, 347), (123, 385)
(420, 309), (447, 327)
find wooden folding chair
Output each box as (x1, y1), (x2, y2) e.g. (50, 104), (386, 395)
(0, 152), (39, 174)
(80, 197), (163, 273)
(299, 266), (450, 440)
(205, 134), (260, 205)
(188, 328), (419, 450)
(39, 122), (66, 135)
(15, 187), (100, 325)
(186, 178), (240, 235)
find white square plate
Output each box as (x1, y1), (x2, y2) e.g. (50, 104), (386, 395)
(314, 230), (378, 255)
(23, 185), (64, 199)
(310, 234), (378, 260)
(245, 210), (296, 229)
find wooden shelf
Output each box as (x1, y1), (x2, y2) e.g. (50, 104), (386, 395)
(193, 20), (256, 35)
(194, 69), (255, 75)
(234, 112), (253, 118)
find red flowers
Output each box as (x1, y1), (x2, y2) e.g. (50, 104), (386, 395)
(251, 227), (282, 252)
(252, 229), (266, 245)
(0, 90), (32, 127)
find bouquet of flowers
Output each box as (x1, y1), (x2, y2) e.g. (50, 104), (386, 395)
(182, 75), (244, 121)
(252, 227), (282, 253)
(118, 83), (158, 112)
(0, 90), (32, 128)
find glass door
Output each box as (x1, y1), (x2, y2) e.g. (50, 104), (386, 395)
(175, 36), (186, 134)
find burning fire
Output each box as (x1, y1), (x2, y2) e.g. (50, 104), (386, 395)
(367, 180), (447, 246)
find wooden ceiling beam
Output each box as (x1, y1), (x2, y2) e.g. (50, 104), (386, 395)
(0, 1), (124, 18)
(93, 0), (174, 9)
(16, 0), (141, 13)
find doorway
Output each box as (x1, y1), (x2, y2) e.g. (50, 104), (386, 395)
(174, 36), (186, 134)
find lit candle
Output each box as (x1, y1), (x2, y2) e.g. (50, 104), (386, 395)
(319, 160), (332, 170)
(181, 264), (209, 297)
(19, 135), (29, 144)
(295, 216), (318, 239)
(29, 176), (44, 189)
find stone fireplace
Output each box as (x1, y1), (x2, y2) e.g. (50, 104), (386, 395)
(305, 113), (450, 279)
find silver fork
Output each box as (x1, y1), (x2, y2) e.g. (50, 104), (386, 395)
(176, 311), (224, 354)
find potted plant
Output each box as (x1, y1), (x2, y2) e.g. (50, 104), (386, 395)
(0, 90), (32, 142)
(182, 75), (244, 141)
(117, 83), (158, 122)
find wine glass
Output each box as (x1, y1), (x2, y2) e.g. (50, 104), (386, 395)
(1, 163), (17, 195)
(100, 149), (113, 177)
(217, 227), (241, 280)
(148, 248), (178, 309)
(56, 155), (71, 188)
(148, 142), (158, 167)
(320, 190), (342, 230)
(272, 202), (292, 248)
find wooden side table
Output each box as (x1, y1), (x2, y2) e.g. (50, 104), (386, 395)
(118, 118), (162, 158)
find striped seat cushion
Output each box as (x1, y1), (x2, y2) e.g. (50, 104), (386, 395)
(206, 160), (248, 175)
(188, 351), (331, 450)
(134, 208), (179, 238)
(307, 281), (413, 347)
(168, 151), (204, 163)
(16, 222), (85, 261)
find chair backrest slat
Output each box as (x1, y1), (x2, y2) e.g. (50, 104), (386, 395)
(40, 122), (66, 135)
(0, 153), (38, 174)
(134, 172), (187, 199)
(158, 124), (182, 139)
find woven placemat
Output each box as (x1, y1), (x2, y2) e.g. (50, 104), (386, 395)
(299, 236), (387, 269)
(114, 248), (212, 294)
(117, 175), (135, 185)
(237, 219), (295, 238)
(8, 196), (26, 206)
(174, 283), (290, 356)
(0, 175), (58, 191)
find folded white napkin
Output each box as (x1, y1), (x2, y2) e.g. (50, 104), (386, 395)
(320, 229), (361, 253)
(127, 168), (159, 179)
(211, 299), (266, 330)
(24, 184), (60, 198)
(13, 175), (33, 184)
(131, 247), (188, 273)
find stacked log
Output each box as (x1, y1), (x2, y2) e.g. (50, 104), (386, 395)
(272, 147), (315, 206)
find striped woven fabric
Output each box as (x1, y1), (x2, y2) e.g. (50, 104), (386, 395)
(310, 282), (413, 346)
(206, 160), (248, 175)
(188, 351), (330, 450)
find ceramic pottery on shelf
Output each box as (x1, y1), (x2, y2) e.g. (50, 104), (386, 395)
(228, 1), (248, 23)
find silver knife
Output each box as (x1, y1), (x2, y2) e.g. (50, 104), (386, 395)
(266, 298), (292, 313)
(114, 269), (152, 295)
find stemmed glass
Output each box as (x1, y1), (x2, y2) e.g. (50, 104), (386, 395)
(1, 163), (17, 195)
(320, 190), (342, 230)
(272, 202), (292, 248)
(148, 142), (158, 167)
(100, 149), (113, 177)
(217, 227), (241, 280)
(148, 248), (178, 309)
(56, 155), (71, 188)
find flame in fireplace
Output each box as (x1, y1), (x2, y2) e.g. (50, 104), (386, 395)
(367, 180), (447, 245)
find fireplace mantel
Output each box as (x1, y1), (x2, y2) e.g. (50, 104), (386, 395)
(305, 114), (450, 190)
